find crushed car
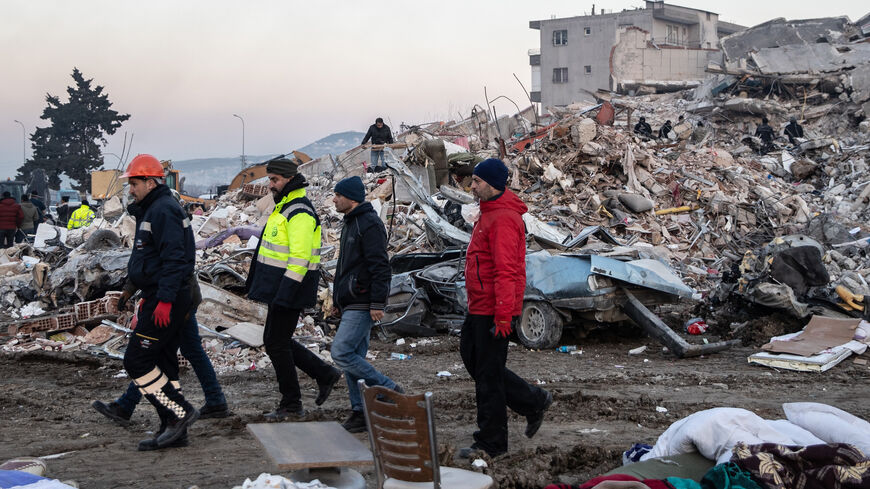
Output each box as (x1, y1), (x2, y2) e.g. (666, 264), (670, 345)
(380, 249), (737, 358)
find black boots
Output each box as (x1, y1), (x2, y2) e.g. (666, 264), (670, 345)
(91, 401), (132, 426)
(341, 410), (367, 433)
(315, 368), (342, 406)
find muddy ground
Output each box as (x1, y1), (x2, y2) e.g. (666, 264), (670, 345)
(1, 323), (869, 489)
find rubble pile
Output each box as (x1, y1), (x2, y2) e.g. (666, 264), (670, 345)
(3, 13), (870, 364)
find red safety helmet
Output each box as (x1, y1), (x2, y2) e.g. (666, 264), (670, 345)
(122, 154), (165, 179)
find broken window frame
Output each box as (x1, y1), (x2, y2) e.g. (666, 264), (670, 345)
(553, 29), (568, 46)
(553, 67), (568, 84)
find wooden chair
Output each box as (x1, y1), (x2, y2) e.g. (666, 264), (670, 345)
(358, 380), (494, 489)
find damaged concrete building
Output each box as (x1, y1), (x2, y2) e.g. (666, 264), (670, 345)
(529, 0), (744, 105)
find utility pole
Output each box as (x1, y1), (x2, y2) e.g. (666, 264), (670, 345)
(13, 120), (25, 165)
(233, 114), (246, 169)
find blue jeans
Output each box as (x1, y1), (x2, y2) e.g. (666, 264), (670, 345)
(331, 309), (397, 412)
(370, 150), (386, 169)
(117, 310), (226, 413)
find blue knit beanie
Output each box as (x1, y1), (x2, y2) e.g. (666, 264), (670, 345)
(473, 158), (509, 191)
(334, 176), (366, 203)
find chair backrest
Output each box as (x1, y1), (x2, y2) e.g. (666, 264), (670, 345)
(359, 379), (441, 489)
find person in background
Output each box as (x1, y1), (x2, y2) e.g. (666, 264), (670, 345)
(658, 120), (673, 139)
(56, 196), (71, 228)
(633, 117), (652, 138)
(784, 116), (804, 146)
(18, 194), (39, 240)
(361, 117), (394, 172)
(67, 199), (95, 230)
(30, 191), (46, 224)
(0, 192), (23, 248)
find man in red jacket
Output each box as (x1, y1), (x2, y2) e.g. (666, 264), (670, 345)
(459, 158), (552, 458)
(0, 192), (23, 248)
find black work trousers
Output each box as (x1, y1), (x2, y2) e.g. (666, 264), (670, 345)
(460, 314), (548, 456)
(264, 304), (333, 409)
(123, 289), (193, 382)
(0, 229), (14, 248)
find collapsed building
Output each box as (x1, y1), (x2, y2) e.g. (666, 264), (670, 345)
(2, 12), (870, 373)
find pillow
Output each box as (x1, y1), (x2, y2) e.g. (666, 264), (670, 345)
(783, 402), (870, 455)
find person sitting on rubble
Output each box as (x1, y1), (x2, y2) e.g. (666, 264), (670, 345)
(755, 117), (776, 153)
(67, 199), (95, 230)
(784, 116), (804, 146)
(361, 117), (394, 172)
(690, 121), (708, 144)
(633, 117), (653, 138)
(657, 120), (673, 139)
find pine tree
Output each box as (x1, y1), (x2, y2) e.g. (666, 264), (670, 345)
(17, 68), (130, 191)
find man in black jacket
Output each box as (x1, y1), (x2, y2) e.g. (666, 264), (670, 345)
(784, 116), (804, 146)
(755, 117), (776, 153)
(119, 154), (199, 450)
(361, 117), (393, 172)
(331, 176), (401, 433)
(633, 117), (652, 138)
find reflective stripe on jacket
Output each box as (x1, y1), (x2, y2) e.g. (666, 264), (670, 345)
(247, 183), (322, 308)
(67, 205), (95, 229)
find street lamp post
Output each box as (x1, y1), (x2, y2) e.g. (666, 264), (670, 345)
(13, 120), (25, 165)
(233, 114), (246, 169)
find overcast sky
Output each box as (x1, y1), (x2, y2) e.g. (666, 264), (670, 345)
(1, 0), (867, 177)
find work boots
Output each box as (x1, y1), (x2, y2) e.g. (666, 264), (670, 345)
(525, 389), (553, 439)
(315, 368), (342, 406)
(264, 405), (306, 422)
(341, 410), (367, 433)
(91, 400), (132, 426)
(138, 414), (189, 451)
(140, 380), (199, 448)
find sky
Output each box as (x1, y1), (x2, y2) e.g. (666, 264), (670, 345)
(1, 0), (867, 178)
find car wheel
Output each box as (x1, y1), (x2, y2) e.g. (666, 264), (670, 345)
(518, 301), (563, 350)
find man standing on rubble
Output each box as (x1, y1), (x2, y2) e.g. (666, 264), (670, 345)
(246, 156), (342, 421)
(361, 117), (393, 172)
(56, 196), (71, 228)
(118, 154), (200, 450)
(67, 199), (95, 230)
(633, 117), (652, 138)
(784, 116), (804, 146)
(755, 117), (776, 153)
(331, 176), (401, 433)
(0, 191), (23, 248)
(459, 158), (552, 459)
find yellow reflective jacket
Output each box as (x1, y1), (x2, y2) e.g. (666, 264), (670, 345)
(67, 204), (95, 229)
(247, 181), (322, 308)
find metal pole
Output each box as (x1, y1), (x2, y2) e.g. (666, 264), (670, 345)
(13, 120), (25, 165)
(233, 114), (245, 169)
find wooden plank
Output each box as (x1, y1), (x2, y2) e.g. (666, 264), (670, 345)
(247, 421), (373, 470)
(224, 322), (264, 347)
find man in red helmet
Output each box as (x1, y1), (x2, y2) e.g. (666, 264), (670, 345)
(116, 154), (200, 450)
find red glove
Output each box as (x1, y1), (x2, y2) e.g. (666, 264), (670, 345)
(153, 301), (172, 327)
(493, 318), (512, 338)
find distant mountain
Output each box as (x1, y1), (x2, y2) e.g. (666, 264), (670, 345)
(297, 131), (364, 159)
(171, 131), (364, 190)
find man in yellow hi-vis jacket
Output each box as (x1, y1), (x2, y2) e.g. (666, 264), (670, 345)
(67, 200), (95, 229)
(245, 156), (341, 421)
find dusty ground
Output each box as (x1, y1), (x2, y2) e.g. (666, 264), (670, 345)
(1, 325), (868, 489)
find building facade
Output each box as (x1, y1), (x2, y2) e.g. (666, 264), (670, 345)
(530, 1), (743, 107)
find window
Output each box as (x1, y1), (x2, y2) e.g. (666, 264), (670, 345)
(706, 12), (711, 20)
(666, 24), (681, 44)
(584, 26), (591, 36)
(584, 65), (592, 75)
(553, 67), (568, 83)
(553, 29), (568, 46)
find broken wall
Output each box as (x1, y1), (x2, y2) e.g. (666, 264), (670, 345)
(611, 27), (717, 94)
(720, 17), (852, 62)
